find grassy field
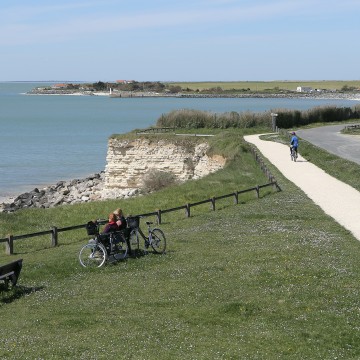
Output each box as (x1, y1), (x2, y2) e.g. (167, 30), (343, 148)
(168, 80), (360, 92)
(1, 127), (360, 359)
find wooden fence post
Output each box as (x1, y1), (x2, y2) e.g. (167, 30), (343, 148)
(256, 186), (260, 198)
(234, 192), (238, 205)
(157, 209), (162, 225)
(6, 234), (14, 255)
(211, 197), (215, 211)
(51, 226), (58, 247)
(274, 181), (282, 192)
(185, 204), (190, 218)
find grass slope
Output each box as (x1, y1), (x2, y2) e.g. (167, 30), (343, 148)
(1, 129), (360, 359)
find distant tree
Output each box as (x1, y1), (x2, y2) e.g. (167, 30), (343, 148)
(154, 82), (166, 92)
(116, 82), (141, 91)
(93, 81), (107, 91)
(67, 83), (80, 89)
(341, 85), (356, 92)
(168, 85), (182, 93)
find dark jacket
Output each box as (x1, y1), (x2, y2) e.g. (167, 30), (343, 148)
(117, 216), (127, 230)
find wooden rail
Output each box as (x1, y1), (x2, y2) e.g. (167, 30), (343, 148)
(249, 144), (282, 189)
(0, 181), (279, 255)
(344, 124), (360, 130)
(136, 127), (176, 134)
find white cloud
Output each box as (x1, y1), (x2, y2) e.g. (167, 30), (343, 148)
(0, 1), (300, 45)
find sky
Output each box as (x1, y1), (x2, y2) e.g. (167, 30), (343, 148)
(1, 0), (359, 82)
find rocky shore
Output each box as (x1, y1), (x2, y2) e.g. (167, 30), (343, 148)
(0, 173), (105, 213)
(178, 92), (360, 100)
(0, 172), (138, 213)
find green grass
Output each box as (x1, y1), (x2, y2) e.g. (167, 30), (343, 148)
(167, 80), (360, 92)
(1, 128), (360, 359)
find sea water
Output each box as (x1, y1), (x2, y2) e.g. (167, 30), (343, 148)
(0, 82), (357, 201)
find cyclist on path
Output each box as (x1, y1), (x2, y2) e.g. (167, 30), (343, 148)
(290, 131), (299, 157)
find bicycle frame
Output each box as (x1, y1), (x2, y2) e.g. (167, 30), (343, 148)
(290, 146), (298, 161)
(129, 218), (166, 254)
(132, 224), (151, 248)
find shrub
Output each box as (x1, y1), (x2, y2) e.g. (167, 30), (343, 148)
(141, 170), (178, 193)
(156, 106), (360, 130)
(156, 109), (272, 129)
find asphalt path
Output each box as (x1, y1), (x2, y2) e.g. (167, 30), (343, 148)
(244, 133), (360, 241)
(296, 123), (360, 165)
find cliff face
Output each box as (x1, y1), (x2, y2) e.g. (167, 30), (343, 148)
(0, 137), (226, 212)
(102, 138), (225, 199)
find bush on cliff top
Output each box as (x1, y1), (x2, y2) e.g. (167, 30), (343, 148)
(156, 105), (360, 129)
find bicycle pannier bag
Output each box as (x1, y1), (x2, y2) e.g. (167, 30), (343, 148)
(86, 221), (98, 235)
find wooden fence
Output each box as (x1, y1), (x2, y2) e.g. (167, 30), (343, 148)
(0, 181), (279, 255)
(344, 124), (360, 130)
(136, 127), (176, 134)
(0, 138), (281, 255)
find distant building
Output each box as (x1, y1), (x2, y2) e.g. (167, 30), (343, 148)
(51, 83), (68, 89)
(296, 86), (313, 93)
(116, 80), (135, 84)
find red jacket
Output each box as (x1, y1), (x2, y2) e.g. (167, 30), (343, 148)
(103, 221), (119, 233)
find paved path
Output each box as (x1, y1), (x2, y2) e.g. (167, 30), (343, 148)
(297, 124), (360, 165)
(244, 134), (360, 241)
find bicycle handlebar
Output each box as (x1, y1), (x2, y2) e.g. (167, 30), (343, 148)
(95, 218), (107, 225)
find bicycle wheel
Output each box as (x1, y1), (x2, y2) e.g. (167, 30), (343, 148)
(113, 233), (128, 260)
(79, 243), (107, 268)
(293, 150), (297, 162)
(290, 148), (295, 161)
(150, 228), (166, 254)
(129, 229), (140, 253)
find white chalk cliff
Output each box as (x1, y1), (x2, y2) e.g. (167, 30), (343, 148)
(101, 138), (226, 199)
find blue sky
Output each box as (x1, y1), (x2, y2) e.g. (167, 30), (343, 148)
(1, 0), (359, 82)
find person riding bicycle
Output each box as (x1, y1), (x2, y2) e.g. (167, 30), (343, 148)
(290, 131), (299, 156)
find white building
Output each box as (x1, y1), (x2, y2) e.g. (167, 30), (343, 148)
(296, 86), (313, 93)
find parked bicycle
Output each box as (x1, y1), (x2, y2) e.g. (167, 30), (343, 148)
(127, 216), (166, 254)
(79, 220), (129, 268)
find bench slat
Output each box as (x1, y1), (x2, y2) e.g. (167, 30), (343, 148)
(0, 271), (15, 279)
(0, 259), (23, 287)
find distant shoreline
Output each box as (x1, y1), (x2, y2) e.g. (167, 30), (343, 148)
(25, 88), (360, 101)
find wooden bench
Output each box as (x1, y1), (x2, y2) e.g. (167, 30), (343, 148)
(0, 259), (23, 288)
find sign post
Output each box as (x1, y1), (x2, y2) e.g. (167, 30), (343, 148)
(271, 113), (278, 132)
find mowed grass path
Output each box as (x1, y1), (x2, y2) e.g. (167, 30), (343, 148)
(1, 132), (360, 359)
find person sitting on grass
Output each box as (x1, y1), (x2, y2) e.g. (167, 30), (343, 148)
(113, 208), (127, 230)
(113, 208), (132, 255)
(102, 213), (119, 233)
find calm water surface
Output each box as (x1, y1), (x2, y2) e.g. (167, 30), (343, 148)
(0, 82), (357, 201)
